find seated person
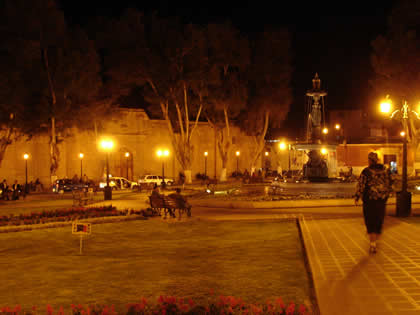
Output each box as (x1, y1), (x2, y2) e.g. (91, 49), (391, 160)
(151, 184), (162, 198)
(168, 188), (192, 211)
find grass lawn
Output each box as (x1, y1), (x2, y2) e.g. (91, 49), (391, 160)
(0, 218), (311, 312)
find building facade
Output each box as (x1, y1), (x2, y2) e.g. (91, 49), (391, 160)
(0, 109), (260, 186)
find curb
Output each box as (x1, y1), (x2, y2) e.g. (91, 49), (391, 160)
(190, 196), (420, 209)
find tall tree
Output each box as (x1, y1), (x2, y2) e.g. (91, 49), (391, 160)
(241, 29), (293, 172)
(0, 34), (42, 167)
(0, 0), (109, 179)
(203, 22), (250, 181)
(370, 0), (420, 172)
(144, 17), (205, 184)
(94, 11), (204, 183)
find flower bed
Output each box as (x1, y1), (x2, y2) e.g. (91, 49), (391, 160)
(0, 206), (146, 227)
(0, 295), (310, 314)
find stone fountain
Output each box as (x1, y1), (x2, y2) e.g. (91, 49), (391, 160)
(294, 73), (338, 181)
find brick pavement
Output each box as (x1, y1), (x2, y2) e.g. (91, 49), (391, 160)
(300, 215), (420, 315)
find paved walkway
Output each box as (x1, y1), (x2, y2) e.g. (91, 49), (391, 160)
(300, 216), (420, 315)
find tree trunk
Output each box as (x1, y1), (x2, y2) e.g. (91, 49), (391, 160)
(148, 80), (202, 185)
(210, 107), (232, 182)
(220, 168), (227, 182)
(50, 117), (60, 178)
(0, 139), (10, 169)
(249, 111), (270, 170)
(0, 126), (15, 169)
(43, 47), (59, 183)
(184, 170), (192, 184)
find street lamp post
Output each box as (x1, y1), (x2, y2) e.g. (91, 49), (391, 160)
(236, 151), (240, 173)
(79, 153), (84, 180)
(23, 153), (29, 194)
(334, 123), (342, 142)
(157, 149), (169, 188)
(100, 139), (114, 200)
(380, 97), (418, 217)
(280, 142), (292, 177)
(125, 152), (130, 179)
(204, 151), (208, 178)
(264, 151), (269, 171)
(322, 127), (328, 142)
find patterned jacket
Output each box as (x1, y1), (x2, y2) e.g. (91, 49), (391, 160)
(355, 163), (392, 202)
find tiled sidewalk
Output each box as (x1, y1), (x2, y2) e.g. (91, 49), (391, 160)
(300, 216), (420, 315)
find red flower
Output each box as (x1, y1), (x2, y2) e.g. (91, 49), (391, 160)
(46, 304), (53, 315)
(298, 304), (307, 314)
(275, 297), (285, 309)
(286, 302), (295, 315)
(13, 305), (21, 313)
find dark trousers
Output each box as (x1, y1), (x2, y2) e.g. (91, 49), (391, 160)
(363, 199), (386, 234)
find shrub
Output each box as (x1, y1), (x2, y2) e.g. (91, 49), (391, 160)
(0, 206), (146, 227)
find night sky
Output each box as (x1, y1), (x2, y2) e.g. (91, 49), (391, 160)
(60, 0), (397, 138)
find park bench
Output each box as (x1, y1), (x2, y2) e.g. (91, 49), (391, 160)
(72, 189), (94, 207)
(149, 195), (191, 219)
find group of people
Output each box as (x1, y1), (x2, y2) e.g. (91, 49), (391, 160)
(0, 179), (25, 200)
(72, 174), (90, 185)
(0, 178), (44, 201)
(151, 184), (191, 218)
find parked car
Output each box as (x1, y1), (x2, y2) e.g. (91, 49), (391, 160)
(99, 177), (138, 190)
(52, 179), (88, 193)
(138, 175), (174, 186)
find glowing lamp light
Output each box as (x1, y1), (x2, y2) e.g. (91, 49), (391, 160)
(236, 151), (240, 156)
(125, 152), (130, 157)
(335, 124), (341, 130)
(279, 142), (286, 150)
(265, 151), (269, 156)
(23, 153), (29, 160)
(79, 153), (84, 159)
(380, 96), (392, 113)
(157, 149), (170, 157)
(320, 148), (328, 155)
(322, 128), (329, 134)
(100, 139), (114, 151)
(204, 151), (208, 156)
(400, 131), (406, 137)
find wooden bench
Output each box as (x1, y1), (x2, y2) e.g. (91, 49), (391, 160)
(72, 189), (93, 207)
(149, 195), (191, 219)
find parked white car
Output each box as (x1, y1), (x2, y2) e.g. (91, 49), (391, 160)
(138, 175), (174, 186)
(99, 177), (138, 190)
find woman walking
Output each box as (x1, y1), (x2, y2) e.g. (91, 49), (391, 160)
(355, 152), (392, 253)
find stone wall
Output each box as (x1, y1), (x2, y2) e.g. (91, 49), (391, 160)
(336, 143), (413, 176)
(0, 109), (262, 187)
